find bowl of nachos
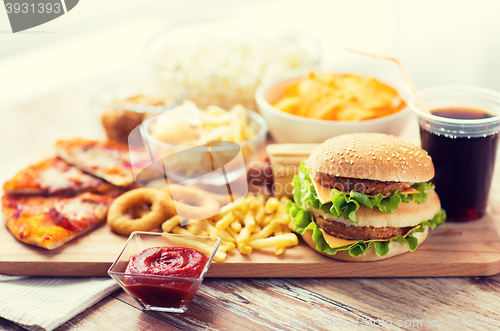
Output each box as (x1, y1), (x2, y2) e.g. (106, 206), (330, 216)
(255, 64), (413, 143)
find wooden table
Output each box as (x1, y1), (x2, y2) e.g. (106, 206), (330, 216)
(2, 78), (500, 331)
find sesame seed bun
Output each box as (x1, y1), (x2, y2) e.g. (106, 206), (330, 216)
(307, 133), (434, 183)
(302, 226), (429, 262)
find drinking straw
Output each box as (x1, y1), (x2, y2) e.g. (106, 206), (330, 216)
(346, 48), (430, 114)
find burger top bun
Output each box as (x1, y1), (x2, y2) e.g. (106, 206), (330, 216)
(308, 133), (434, 183)
(301, 226), (429, 262)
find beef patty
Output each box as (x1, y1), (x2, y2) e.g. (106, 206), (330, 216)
(313, 214), (414, 240)
(313, 172), (413, 196)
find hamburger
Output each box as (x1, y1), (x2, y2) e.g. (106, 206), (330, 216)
(287, 133), (446, 262)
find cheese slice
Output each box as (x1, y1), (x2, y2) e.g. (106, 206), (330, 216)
(311, 176), (339, 204)
(309, 171), (419, 204)
(318, 226), (421, 249)
(318, 229), (359, 247)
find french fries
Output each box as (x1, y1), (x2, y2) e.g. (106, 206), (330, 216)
(161, 193), (298, 261)
(248, 233), (298, 250)
(161, 215), (182, 233)
(215, 213), (235, 230)
(167, 233), (227, 262)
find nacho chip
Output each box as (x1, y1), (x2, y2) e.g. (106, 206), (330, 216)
(272, 72), (406, 121)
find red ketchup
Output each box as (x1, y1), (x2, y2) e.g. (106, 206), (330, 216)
(124, 247), (208, 309)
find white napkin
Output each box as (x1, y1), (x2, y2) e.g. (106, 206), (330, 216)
(0, 276), (119, 331)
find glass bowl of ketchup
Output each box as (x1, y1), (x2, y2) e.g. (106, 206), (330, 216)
(108, 231), (221, 313)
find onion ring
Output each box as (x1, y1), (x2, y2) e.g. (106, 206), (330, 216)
(204, 191), (234, 207)
(156, 186), (176, 216)
(107, 188), (169, 236)
(158, 185), (220, 220)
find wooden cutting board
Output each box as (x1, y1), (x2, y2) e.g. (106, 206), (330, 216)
(1, 212), (500, 278)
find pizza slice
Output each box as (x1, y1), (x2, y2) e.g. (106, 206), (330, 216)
(2, 157), (117, 196)
(55, 138), (136, 187)
(2, 192), (113, 250)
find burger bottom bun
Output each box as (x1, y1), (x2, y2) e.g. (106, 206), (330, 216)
(302, 226), (429, 262)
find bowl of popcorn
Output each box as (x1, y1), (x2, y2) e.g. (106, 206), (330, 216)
(145, 16), (321, 111)
(255, 64), (413, 143)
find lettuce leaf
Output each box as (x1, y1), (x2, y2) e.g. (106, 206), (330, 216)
(291, 163), (324, 212)
(293, 162), (434, 222)
(411, 182), (435, 203)
(286, 201), (447, 257)
(411, 208), (447, 231)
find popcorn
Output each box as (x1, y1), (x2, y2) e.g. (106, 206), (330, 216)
(152, 29), (320, 110)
